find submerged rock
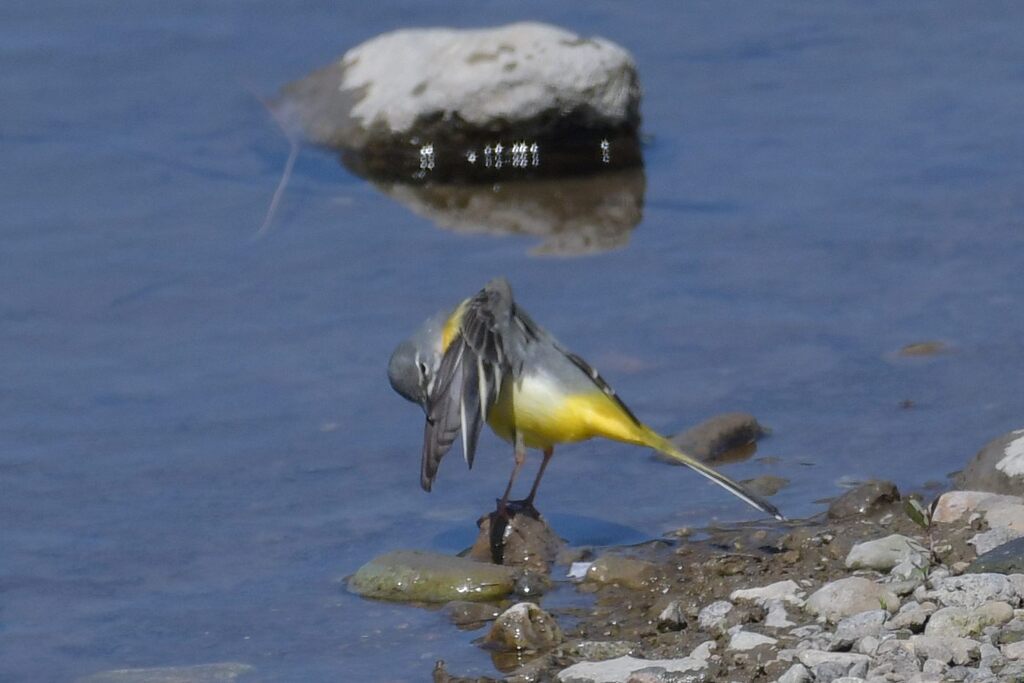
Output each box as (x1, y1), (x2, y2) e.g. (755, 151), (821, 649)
(483, 601), (563, 651)
(584, 554), (655, 590)
(76, 663), (255, 683)
(668, 412), (769, 463)
(347, 550), (516, 602)
(277, 22), (642, 181)
(956, 429), (1024, 494)
(826, 480), (900, 520)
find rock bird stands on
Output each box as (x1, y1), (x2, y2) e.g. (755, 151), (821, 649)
(388, 278), (783, 521)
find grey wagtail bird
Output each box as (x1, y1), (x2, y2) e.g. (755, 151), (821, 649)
(388, 278), (784, 521)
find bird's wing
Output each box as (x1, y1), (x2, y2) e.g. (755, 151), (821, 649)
(421, 279), (517, 491)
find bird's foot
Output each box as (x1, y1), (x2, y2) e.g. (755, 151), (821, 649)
(487, 498), (541, 564)
(495, 497), (540, 520)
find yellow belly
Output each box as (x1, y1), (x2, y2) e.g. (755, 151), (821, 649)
(486, 374), (646, 449)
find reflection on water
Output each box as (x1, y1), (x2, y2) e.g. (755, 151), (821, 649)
(373, 168), (646, 255)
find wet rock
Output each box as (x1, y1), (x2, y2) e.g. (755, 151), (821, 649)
(483, 602), (563, 651)
(469, 510), (564, 571)
(846, 534), (929, 572)
(908, 635), (979, 665)
(585, 554), (655, 590)
(955, 429), (1024, 494)
(968, 535), (1024, 574)
(740, 475), (790, 498)
(76, 663), (255, 683)
(730, 579), (804, 607)
(830, 610), (888, 651)
(927, 573), (1018, 609)
(805, 577), (900, 624)
(727, 627), (777, 651)
(443, 600), (503, 629)
(348, 550), (516, 602)
(668, 412), (768, 463)
(555, 654), (706, 682)
(886, 600), (937, 632)
(654, 599), (686, 631)
(377, 170), (645, 257)
(827, 481), (901, 520)
(924, 602), (1013, 638)
(932, 490), (1022, 524)
(277, 22), (642, 181)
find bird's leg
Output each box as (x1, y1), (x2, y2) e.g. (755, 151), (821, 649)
(496, 430), (527, 518)
(523, 446), (554, 508)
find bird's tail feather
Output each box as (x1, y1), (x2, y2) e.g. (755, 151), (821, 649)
(641, 428), (785, 521)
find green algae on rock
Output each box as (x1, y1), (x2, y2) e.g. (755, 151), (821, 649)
(347, 550), (516, 603)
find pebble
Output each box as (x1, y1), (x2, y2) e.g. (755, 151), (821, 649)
(887, 600), (937, 632)
(776, 662), (812, 683)
(765, 599), (796, 628)
(443, 600), (503, 628)
(845, 534), (929, 572)
(697, 600), (735, 635)
(797, 651), (872, 679)
(483, 602), (563, 651)
(908, 635), (979, 665)
(830, 610), (888, 651)
(806, 577), (900, 624)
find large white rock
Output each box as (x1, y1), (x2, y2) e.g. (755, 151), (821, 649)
(932, 490), (1022, 523)
(277, 22), (642, 180)
(845, 534), (928, 572)
(927, 573), (1018, 610)
(730, 579), (804, 607)
(556, 655), (705, 682)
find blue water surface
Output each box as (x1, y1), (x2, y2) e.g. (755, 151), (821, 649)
(3, 2), (1024, 680)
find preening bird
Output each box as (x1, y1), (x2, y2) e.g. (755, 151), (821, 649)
(388, 278), (783, 521)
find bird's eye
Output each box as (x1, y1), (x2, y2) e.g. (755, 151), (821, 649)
(417, 361), (428, 377)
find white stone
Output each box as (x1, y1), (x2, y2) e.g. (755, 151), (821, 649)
(556, 655), (705, 682)
(775, 662), (812, 683)
(796, 650), (871, 669)
(932, 490), (1022, 524)
(983, 502), (1024, 533)
(846, 534), (928, 572)
(336, 23), (636, 134)
(969, 526), (1024, 555)
(568, 562), (592, 579)
(996, 431), (1024, 477)
(697, 600), (734, 634)
(728, 629), (777, 651)
(765, 600), (795, 628)
(1003, 640), (1024, 660)
(690, 640), (716, 662)
(924, 602), (1013, 638)
(730, 579), (804, 607)
(831, 610), (888, 650)
(929, 573), (1018, 609)
(805, 577), (900, 624)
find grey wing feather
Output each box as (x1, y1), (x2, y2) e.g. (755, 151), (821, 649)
(420, 279), (516, 491)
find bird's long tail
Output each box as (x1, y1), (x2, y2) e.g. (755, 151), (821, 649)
(640, 427), (785, 521)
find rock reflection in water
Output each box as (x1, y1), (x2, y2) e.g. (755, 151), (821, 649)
(373, 168), (645, 256)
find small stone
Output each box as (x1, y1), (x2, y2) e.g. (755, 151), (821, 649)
(469, 511), (564, 571)
(555, 655), (705, 682)
(689, 640), (716, 663)
(76, 664), (254, 683)
(831, 610), (888, 651)
(806, 577), (900, 624)
(765, 600), (795, 628)
(886, 600), (936, 632)
(979, 642), (1004, 668)
(730, 579), (804, 607)
(827, 480), (900, 520)
(697, 600), (734, 635)
(654, 599), (686, 631)
(909, 635), (980, 665)
(921, 657), (947, 675)
(347, 550), (516, 602)
(483, 602), (563, 651)
(955, 429), (1024, 494)
(585, 555), (654, 589)
(846, 534), (929, 572)
(968, 535), (1024, 574)
(728, 628), (777, 651)
(856, 635), (880, 655)
(775, 662), (812, 683)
